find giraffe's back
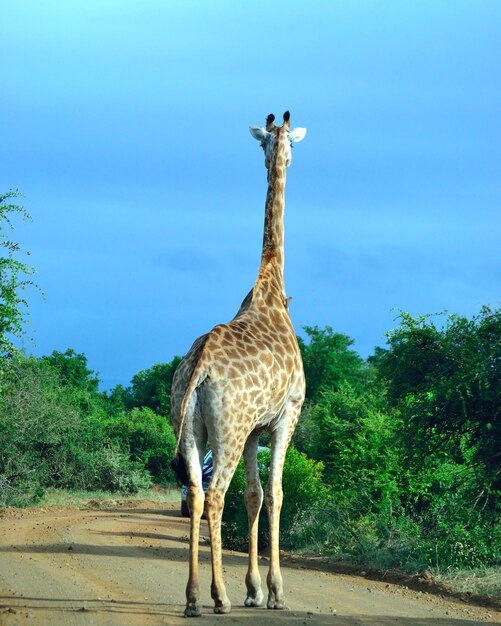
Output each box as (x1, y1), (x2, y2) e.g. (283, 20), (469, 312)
(184, 311), (303, 429)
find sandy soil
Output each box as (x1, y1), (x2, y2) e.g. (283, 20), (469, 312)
(0, 500), (499, 625)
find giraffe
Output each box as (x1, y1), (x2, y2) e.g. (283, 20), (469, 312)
(170, 111), (307, 617)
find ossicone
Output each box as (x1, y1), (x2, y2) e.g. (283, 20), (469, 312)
(266, 113), (275, 130)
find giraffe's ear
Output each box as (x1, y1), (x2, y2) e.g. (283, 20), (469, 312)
(249, 126), (269, 143)
(289, 127), (307, 143)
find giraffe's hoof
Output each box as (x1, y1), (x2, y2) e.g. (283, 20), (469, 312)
(184, 603), (202, 617)
(244, 588), (264, 607)
(267, 602), (286, 610)
(213, 600), (232, 614)
(267, 596), (286, 610)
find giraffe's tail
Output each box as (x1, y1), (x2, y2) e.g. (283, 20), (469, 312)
(173, 355), (208, 458)
(170, 453), (188, 485)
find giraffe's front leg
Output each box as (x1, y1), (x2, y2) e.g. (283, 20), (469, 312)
(205, 486), (232, 614)
(184, 483), (205, 617)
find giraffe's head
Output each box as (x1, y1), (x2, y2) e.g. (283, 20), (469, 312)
(249, 111), (306, 169)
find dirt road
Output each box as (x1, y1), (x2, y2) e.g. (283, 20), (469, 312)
(0, 501), (499, 625)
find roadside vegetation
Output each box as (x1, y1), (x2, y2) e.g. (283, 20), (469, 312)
(1, 190), (499, 597)
(36, 486), (180, 508)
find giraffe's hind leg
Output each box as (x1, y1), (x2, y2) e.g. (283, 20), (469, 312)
(182, 442), (206, 617)
(185, 482), (204, 617)
(243, 433), (264, 607)
(205, 445), (246, 614)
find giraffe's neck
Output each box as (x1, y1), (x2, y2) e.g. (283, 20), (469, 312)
(258, 132), (287, 288)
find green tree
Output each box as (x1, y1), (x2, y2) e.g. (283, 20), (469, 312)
(126, 358), (182, 417)
(101, 383), (130, 415)
(305, 385), (399, 509)
(294, 325), (384, 468)
(298, 325), (366, 402)
(41, 348), (102, 416)
(0, 191), (37, 372)
(42, 348), (100, 394)
(375, 308), (501, 501)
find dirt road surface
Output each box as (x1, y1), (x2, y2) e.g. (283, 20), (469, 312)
(0, 501), (499, 626)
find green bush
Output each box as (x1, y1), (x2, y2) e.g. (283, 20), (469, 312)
(90, 447), (152, 494)
(0, 355), (155, 504)
(0, 473), (45, 508)
(410, 485), (501, 571)
(50, 441), (152, 494)
(303, 385), (399, 503)
(0, 356), (81, 504)
(102, 407), (177, 482)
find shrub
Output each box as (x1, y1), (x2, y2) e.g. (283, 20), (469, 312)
(0, 473), (45, 508)
(101, 407), (177, 482)
(90, 447), (152, 494)
(0, 356), (81, 504)
(0, 355), (155, 504)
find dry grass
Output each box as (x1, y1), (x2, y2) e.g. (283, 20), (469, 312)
(39, 486), (180, 507)
(435, 567), (501, 599)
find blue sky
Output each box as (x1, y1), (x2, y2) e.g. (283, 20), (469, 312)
(1, 1), (500, 389)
